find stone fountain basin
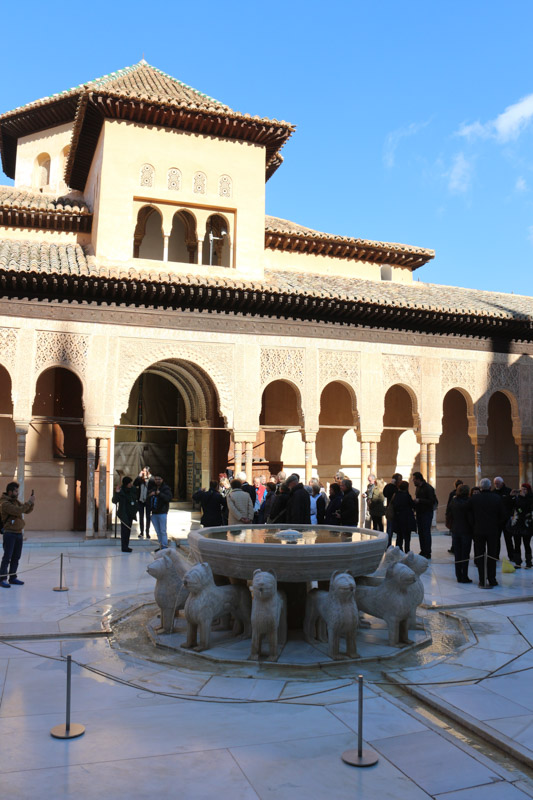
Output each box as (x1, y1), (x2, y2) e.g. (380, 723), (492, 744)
(188, 524), (388, 582)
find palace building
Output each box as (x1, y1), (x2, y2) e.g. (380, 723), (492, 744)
(0, 60), (531, 533)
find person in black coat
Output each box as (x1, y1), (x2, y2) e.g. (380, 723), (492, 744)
(285, 474), (311, 525)
(192, 481), (226, 528)
(468, 478), (507, 587)
(325, 483), (342, 525)
(268, 483), (289, 523)
(511, 484), (533, 568)
(391, 481), (416, 553)
(112, 476), (138, 553)
(340, 479), (360, 527)
(493, 477), (515, 562)
(448, 484), (473, 583)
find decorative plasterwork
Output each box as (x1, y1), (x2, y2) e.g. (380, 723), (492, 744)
(383, 354), (421, 391)
(318, 349), (360, 392)
(116, 340), (234, 427)
(35, 331), (89, 377)
(260, 347), (305, 389)
(0, 328), (18, 370)
(488, 362), (519, 395)
(441, 359), (476, 396)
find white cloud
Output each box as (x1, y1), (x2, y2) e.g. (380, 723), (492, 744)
(383, 120), (430, 168)
(457, 93), (533, 143)
(516, 176), (527, 192)
(448, 152), (473, 194)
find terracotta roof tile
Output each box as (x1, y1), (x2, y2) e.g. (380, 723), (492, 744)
(0, 238), (531, 325)
(0, 186), (90, 214)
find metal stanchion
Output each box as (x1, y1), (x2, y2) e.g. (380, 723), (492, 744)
(53, 552), (68, 592)
(341, 675), (379, 767)
(50, 655), (85, 739)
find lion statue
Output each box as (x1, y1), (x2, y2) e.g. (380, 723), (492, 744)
(249, 569), (287, 662)
(303, 570), (359, 660)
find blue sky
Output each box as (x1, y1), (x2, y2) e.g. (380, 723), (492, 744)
(1, 0), (533, 293)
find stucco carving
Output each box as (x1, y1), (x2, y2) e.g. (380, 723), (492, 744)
(218, 175), (232, 198)
(193, 171), (207, 194)
(260, 346), (305, 389)
(441, 359), (476, 395)
(318, 349), (360, 391)
(0, 328), (18, 370)
(383, 354), (421, 391)
(488, 362), (519, 395)
(116, 339), (234, 426)
(35, 331), (89, 377)
(167, 168), (181, 191)
(140, 163), (154, 187)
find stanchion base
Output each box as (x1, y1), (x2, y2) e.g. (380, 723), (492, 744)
(53, 586), (69, 592)
(342, 748), (379, 767)
(50, 723), (85, 739)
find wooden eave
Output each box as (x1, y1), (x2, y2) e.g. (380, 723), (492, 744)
(66, 92), (294, 191)
(0, 268), (531, 343)
(265, 230), (434, 268)
(0, 207), (92, 233)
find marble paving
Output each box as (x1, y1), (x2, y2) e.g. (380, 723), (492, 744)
(1, 532), (533, 798)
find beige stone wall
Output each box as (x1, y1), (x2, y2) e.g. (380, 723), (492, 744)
(15, 123), (74, 194)
(264, 249), (415, 283)
(89, 120), (266, 274)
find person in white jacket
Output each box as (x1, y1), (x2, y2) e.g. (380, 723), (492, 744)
(227, 480), (254, 525)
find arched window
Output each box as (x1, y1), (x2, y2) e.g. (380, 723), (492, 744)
(33, 153), (51, 189)
(202, 214), (230, 267)
(218, 175), (232, 198)
(140, 164), (155, 187)
(193, 171), (207, 194)
(168, 210), (198, 264)
(133, 206), (164, 260)
(167, 168), (181, 191)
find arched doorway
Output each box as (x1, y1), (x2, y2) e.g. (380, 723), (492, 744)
(378, 384), (419, 483)
(115, 359), (229, 500)
(133, 206), (164, 260)
(255, 380), (303, 478)
(316, 381), (359, 486)
(168, 210), (198, 264)
(201, 214), (231, 267)
(483, 391), (519, 487)
(29, 367), (86, 530)
(436, 389), (475, 518)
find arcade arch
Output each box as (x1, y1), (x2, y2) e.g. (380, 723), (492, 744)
(115, 358), (229, 500)
(377, 384), (419, 481)
(133, 205), (164, 260)
(255, 380), (304, 478)
(483, 391), (519, 488)
(168, 210), (198, 264)
(316, 381), (360, 486)
(436, 388), (475, 513)
(202, 214), (231, 267)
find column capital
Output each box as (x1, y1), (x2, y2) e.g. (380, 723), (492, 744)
(420, 435), (440, 445)
(233, 431), (258, 442)
(85, 427), (113, 440)
(303, 431), (317, 444)
(359, 433), (381, 444)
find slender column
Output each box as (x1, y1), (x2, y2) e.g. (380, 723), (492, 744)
(519, 443), (527, 486)
(369, 441), (377, 477)
(201, 423), (210, 489)
(419, 443), (428, 481)
(527, 444), (533, 485)
(86, 437), (97, 538)
(163, 234), (169, 262)
(97, 437), (108, 537)
(196, 238), (202, 265)
(245, 441), (253, 484)
(14, 423), (29, 501)
(428, 442), (437, 488)
(360, 440), (370, 526)
(474, 438), (484, 486)
(304, 434), (316, 485)
(233, 440), (243, 476)
(186, 427), (195, 500)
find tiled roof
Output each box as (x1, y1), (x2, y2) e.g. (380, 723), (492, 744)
(0, 239), (531, 333)
(0, 187), (92, 233)
(265, 215), (435, 268)
(0, 61), (230, 121)
(0, 186), (89, 214)
(0, 62), (295, 186)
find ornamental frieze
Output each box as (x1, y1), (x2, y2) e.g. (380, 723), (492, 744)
(318, 349), (360, 391)
(35, 331), (89, 376)
(260, 346), (305, 389)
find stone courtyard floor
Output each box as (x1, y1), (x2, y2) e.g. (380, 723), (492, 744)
(2, 530), (533, 798)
